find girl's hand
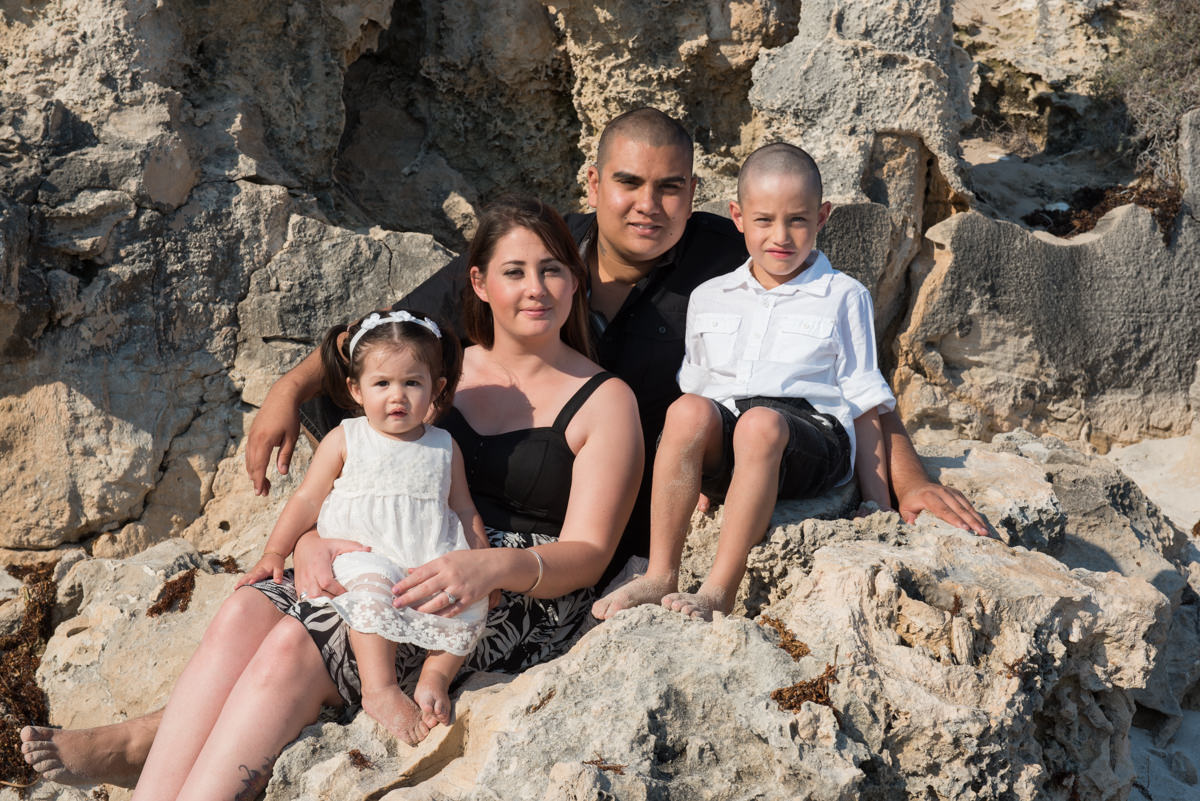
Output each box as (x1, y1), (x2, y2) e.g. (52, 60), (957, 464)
(293, 530), (370, 599)
(392, 549), (501, 617)
(234, 552), (287, 589)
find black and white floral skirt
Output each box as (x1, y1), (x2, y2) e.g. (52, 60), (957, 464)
(252, 528), (595, 707)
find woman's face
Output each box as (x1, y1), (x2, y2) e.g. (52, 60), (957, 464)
(470, 225), (579, 343)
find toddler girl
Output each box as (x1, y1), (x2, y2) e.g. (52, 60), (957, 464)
(238, 309), (489, 745)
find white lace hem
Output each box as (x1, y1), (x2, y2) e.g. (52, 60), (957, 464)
(309, 551), (485, 656)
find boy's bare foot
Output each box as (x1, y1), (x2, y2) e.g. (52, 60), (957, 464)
(413, 675), (452, 730)
(591, 573), (678, 620)
(661, 582), (734, 621)
(19, 714), (158, 788)
(361, 684), (430, 746)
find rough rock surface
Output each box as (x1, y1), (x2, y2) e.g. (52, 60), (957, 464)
(37, 539), (239, 730)
(750, 0), (975, 205)
(894, 206), (1200, 450)
(18, 434), (1199, 801)
(4, 0), (1200, 798)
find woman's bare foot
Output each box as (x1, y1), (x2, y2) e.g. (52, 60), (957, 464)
(661, 581), (734, 621)
(591, 573), (678, 620)
(19, 713), (159, 788)
(413, 674), (452, 730)
(361, 684), (430, 746)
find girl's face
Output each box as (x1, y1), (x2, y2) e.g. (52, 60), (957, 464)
(469, 225), (579, 344)
(348, 345), (445, 441)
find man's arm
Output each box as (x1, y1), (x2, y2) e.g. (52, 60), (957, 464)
(881, 409), (990, 535)
(245, 349), (325, 495)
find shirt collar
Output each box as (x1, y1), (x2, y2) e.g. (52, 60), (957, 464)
(723, 251), (834, 296)
(578, 216), (681, 278)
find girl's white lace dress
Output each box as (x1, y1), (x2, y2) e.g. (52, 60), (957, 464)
(310, 417), (486, 655)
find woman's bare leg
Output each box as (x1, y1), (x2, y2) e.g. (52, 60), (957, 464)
(126, 588), (286, 800)
(171, 615), (342, 801)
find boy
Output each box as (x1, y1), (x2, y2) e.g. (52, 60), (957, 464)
(604, 142), (896, 621)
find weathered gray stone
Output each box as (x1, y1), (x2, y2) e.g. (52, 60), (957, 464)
(769, 526), (1168, 801)
(1181, 109), (1200, 213)
(232, 215), (454, 406)
(750, 0), (974, 205)
(39, 539), (237, 729)
(954, 0), (1120, 85)
(896, 209), (1200, 450)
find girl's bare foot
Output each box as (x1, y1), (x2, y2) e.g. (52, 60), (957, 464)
(591, 573), (678, 620)
(661, 581), (734, 621)
(360, 684), (430, 746)
(19, 714), (158, 788)
(413, 674), (452, 729)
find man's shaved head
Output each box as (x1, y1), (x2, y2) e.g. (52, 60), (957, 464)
(596, 107), (693, 169)
(737, 142), (823, 204)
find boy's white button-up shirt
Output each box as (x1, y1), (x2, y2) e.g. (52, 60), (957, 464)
(677, 252), (895, 482)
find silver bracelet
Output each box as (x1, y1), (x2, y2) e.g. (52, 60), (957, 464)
(524, 549), (545, 594)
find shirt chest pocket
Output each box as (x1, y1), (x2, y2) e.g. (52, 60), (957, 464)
(693, 312), (741, 366)
(767, 315), (837, 366)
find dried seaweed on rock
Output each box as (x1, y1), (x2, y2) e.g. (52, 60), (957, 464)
(146, 569), (197, 617)
(0, 564), (55, 789)
(207, 554), (240, 574)
(347, 749), (373, 770)
(583, 755), (625, 774)
(772, 650), (840, 712)
(759, 616), (811, 661)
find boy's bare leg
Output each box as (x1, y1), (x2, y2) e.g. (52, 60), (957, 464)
(20, 712), (161, 788)
(592, 394), (724, 620)
(412, 650), (465, 729)
(664, 407), (786, 620)
(353, 629), (431, 746)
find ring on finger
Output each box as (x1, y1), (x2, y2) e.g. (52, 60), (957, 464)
(444, 591), (458, 605)
(300, 592), (309, 600)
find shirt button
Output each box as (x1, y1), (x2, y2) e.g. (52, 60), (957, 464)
(658, 326), (666, 334)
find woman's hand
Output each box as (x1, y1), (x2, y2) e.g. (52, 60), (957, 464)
(293, 529), (370, 599)
(392, 549), (505, 617)
(234, 552), (286, 589)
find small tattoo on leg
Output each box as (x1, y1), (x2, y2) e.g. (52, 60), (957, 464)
(234, 754), (277, 801)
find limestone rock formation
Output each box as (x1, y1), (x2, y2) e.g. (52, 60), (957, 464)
(17, 433), (1198, 801)
(894, 206), (1200, 450)
(750, 0), (975, 205)
(3, 0), (1199, 797)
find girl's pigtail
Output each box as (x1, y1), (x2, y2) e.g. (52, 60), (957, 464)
(434, 323), (463, 420)
(320, 322), (358, 411)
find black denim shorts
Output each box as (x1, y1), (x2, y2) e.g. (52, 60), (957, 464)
(698, 396), (851, 503)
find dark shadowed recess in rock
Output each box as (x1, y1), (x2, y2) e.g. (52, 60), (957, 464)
(328, 0), (583, 252)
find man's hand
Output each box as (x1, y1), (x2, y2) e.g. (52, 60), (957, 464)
(245, 396), (300, 496)
(245, 350), (326, 495)
(898, 481), (990, 536)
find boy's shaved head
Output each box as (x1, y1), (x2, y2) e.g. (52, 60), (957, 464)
(738, 142), (823, 203)
(596, 107), (693, 169)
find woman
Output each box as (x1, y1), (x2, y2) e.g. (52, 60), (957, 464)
(25, 196), (643, 800)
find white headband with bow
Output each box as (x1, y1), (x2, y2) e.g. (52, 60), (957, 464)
(348, 311), (442, 357)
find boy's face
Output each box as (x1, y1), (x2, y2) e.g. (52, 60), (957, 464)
(730, 172), (831, 290)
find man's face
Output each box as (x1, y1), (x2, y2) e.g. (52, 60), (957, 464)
(586, 135), (697, 271)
